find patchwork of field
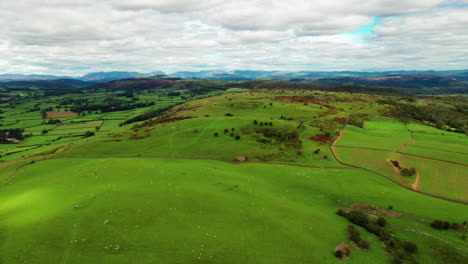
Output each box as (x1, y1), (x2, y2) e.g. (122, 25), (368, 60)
(0, 157), (465, 264)
(0, 91), (185, 161)
(334, 120), (468, 202)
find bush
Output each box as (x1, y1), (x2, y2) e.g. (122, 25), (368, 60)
(358, 240), (370, 250)
(336, 209), (347, 216)
(451, 222), (461, 230)
(253, 120), (258, 125)
(366, 223), (384, 237)
(347, 225), (361, 243)
(214, 132), (219, 137)
(377, 217), (387, 227)
(403, 241), (418, 254)
(431, 220), (450, 230)
(84, 131), (95, 138)
(334, 250), (344, 259)
(400, 167), (416, 177)
(390, 160), (400, 168)
(235, 135), (241, 140)
(225, 113), (234, 116)
(314, 149), (320, 154)
(346, 211), (369, 226)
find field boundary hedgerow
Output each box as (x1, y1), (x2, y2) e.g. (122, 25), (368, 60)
(330, 131), (468, 205)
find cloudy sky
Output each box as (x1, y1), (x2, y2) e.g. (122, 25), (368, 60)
(0, 0), (467, 75)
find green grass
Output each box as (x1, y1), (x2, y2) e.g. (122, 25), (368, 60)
(337, 129), (410, 151)
(0, 157), (466, 264)
(410, 140), (468, 153)
(412, 133), (468, 145)
(364, 120), (408, 131)
(402, 146), (468, 165)
(335, 146), (468, 201)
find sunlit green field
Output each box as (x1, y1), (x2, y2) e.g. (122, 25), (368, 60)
(334, 121), (468, 202)
(1, 157), (466, 264)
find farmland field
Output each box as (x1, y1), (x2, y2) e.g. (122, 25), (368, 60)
(334, 122), (468, 202)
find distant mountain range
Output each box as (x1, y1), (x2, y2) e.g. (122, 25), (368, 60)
(1, 70), (468, 82)
(0, 71), (166, 82)
(0, 70), (467, 95)
(169, 70), (468, 81)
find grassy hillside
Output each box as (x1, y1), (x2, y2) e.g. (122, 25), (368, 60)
(1, 157), (466, 264)
(0, 86), (467, 263)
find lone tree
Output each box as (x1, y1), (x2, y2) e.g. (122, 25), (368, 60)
(253, 120), (258, 125)
(235, 135), (241, 140)
(214, 132), (219, 137)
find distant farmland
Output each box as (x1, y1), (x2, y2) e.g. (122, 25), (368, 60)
(46, 111), (78, 118)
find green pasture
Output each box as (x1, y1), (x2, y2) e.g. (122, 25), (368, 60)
(402, 146), (468, 165)
(346, 125), (412, 138)
(412, 133), (468, 145)
(410, 140), (468, 153)
(335, 146), (468, 201)
(0, 157), (466, 264)
(337, 129), (410, 151)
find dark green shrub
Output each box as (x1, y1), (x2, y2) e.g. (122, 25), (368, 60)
(346, 211), (369, 226)
(334, 250), (344, 259)
(84, 131), (95, 138)
(403, 241), (418, 254)
(347, 225), (360, 243)
(377, 217), (387, 227)
(358, 240), (370, 250)
(431, 220), (450, 230)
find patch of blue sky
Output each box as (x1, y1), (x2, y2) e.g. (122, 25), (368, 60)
(341, 17), (382, 44)
(439, 1), (468, 8)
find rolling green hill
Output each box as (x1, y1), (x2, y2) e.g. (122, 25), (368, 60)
(0, 84), (467, 263)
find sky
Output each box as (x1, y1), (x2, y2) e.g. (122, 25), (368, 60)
(0, 0), (467, 75)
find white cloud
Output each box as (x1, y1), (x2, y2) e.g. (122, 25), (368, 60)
(0, 0), (466, 75)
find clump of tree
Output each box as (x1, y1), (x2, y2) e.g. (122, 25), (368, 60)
(120, 104), (181, 126)
(84, 131), (95, 138)
(347, 113), (368, 128)
(337, 209), (419, 263)
(388, 102), (468, 134)
(390, 160), (416, 177)
(400, 167), (416, 177)
(47, 119), (61, 124)
(430, 220), (466, 231)
(0, 129), (24, 143)
(347, 225), (370, 250)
